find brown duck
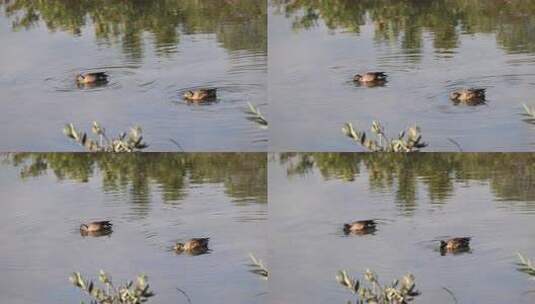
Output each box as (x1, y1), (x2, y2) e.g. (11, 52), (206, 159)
(353, 72), (387, 84)
(174, 238), (210, 255)
(76, 72), (109, 85)
(440, 237), (471, 254)
(449, 88), (486, 105)
(183, 89), (217, 102)
(343, 220), (377, 235)
(80, 221), (113, 236)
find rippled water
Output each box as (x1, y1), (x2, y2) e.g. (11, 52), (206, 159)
(0, 153), (267, 303)
(270, 153), (535, 303)
(0, 0), (267, 151)
(270, 1), (535, 151)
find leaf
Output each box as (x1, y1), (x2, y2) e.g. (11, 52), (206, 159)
(245, 102), (268, 126)
(523, 104), (535, 118)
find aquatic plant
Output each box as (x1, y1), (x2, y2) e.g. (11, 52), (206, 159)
(336, 269), (420, 304)
(522, 104), (535, 123)
(342, 121), (427, 152)
(248, 253), (268, 279)
(245, 102), (268, 127)
(516, 253), (535, 277)
(69, 270), (155, 304)
(64, 122), (148, 152)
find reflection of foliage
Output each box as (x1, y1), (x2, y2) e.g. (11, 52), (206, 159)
(1, 0), (266, 59)
(5, 153), (267, 208)
(272, 0), (535, 54)
(70, 270), (155, 304)
(279, 153), (535, 212)
(337, 269), (420, 304)
(343, 121), (427, 152)
(64, 122), (148, 152)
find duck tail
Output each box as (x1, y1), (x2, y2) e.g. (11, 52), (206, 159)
(95, 72), (108, 80)
(101, 220), (113, 228)
(196, 237), (210, 244)
(376, 72), (387, 80)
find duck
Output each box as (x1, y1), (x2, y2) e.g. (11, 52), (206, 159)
(76, 72), (109, 85)
(174, 238), (210, 255)
(80, 221), (113, 235)
(440, 237), (471, 254)
(183, 89), (217, 102)
(449, 88), (486, 104)
(80, 229), (113, 237)
(353, 72), (387, 84)
(343, 220), (377, 235)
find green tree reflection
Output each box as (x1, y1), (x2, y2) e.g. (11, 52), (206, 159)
(1, 0), (267, 59)
(280, 153), (535, 214)
(272, 0), (535, 54)
(5, 153), (267, 207)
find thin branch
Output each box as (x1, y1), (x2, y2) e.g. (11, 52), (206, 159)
(447, 138), (463, 152)
(176, 287), (192, 304)
(169, 138), (184, 152)
(442, 287), (458, 304)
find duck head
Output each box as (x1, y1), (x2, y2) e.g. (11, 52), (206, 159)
(353, 74), (363, 82)
(76, 74), (86, 83)
(183, 91), (195, 100)
(174, 243), (185, 252)
(449, 92), (460, 100)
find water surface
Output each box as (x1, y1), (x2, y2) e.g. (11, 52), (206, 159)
(0, 0), (267, 151)
(270, 153), (535, 303)
(0, 153), (267, 303)
(270, 0), (535, 151)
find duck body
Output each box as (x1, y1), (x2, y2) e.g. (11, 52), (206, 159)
(183, 89), (217, 102)
(449, 88), (486, 104)
(76, 72), (109, 85)
(343, 220), (377, 234)
(353, 72), (387, 84)
(440, 237), (471, 254)
(174, 238), (210, 254)
(80, 221), (113, 233)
